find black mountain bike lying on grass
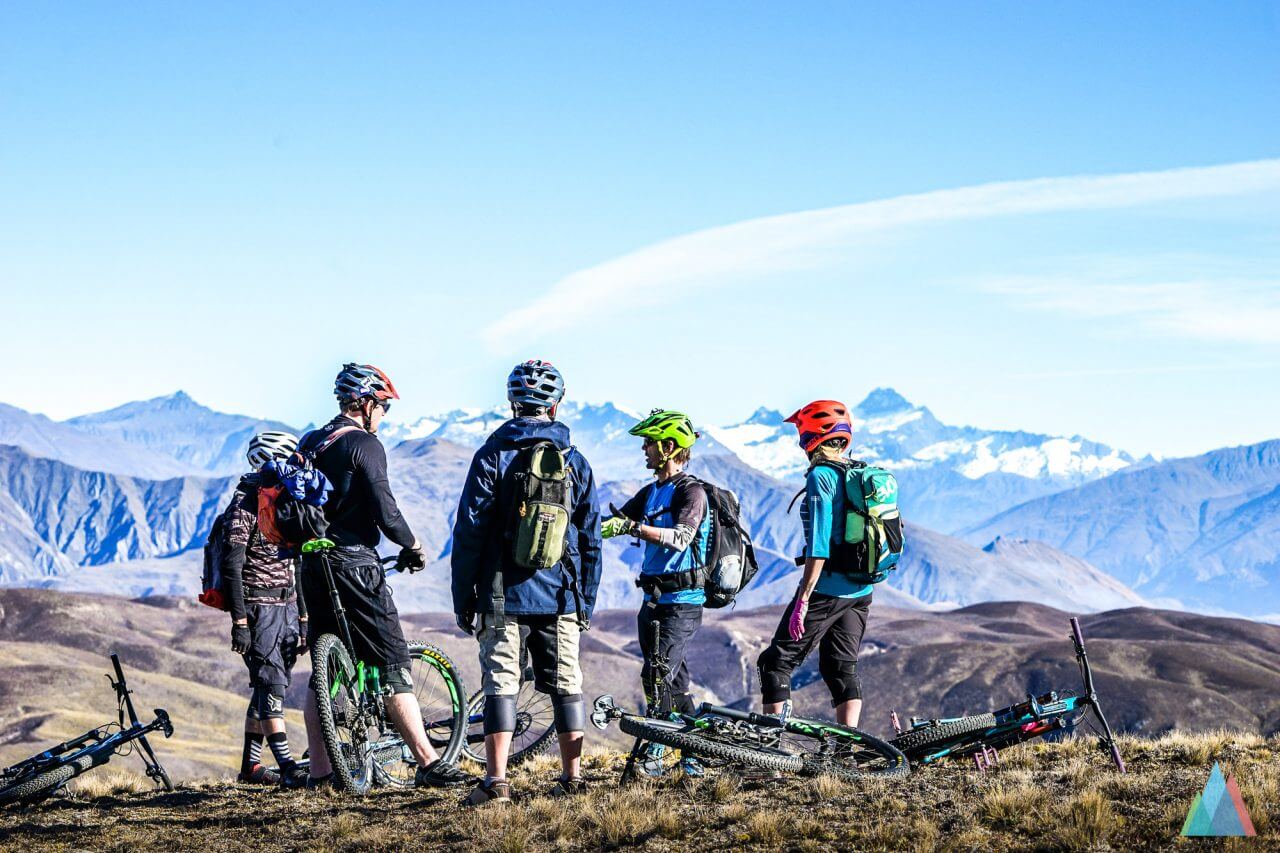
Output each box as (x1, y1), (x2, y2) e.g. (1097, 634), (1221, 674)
(0, 653), (174, 807)
(889, 617), (1126, 773)
(304, 539), (469, 795)
(592, 695), (910, 781)
(592, 618), (908, 782)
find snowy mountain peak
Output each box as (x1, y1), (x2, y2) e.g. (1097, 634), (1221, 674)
(854, 387), (915, 417)
(742, 407), (786, 427)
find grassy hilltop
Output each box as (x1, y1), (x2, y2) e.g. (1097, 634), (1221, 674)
(0, 732), (1277, 851)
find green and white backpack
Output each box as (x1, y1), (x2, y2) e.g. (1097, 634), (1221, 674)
(803, 459), (905, 584)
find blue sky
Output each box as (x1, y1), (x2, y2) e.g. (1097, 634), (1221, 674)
(2, 2), (1277, 458)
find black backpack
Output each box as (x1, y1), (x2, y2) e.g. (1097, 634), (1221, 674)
(199, 500), (237, 611)
(694, 479), (760, 609)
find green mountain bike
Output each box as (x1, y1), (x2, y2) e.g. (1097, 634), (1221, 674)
(592, 695), (909, 781)
(304, 539), (469, 795)
(592, 618), (908, 782)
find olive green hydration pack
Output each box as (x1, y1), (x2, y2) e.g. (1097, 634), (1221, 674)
(510, 440), (573, 569)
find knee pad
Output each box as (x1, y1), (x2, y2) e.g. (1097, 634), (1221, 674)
(383, 665), (414, 695)
(552, 693), (585, 733)
(757, 649), (792, 704)
(819, 657), (861, 704)
(249, 686), (286, 720)
(484, 694), (517, 735)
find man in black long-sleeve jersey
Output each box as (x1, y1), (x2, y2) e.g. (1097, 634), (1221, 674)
(298, 362), (470, 790)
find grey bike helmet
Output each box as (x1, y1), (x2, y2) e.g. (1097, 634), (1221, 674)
(246, 430), (299, 470)
(507, 359), (565, 409)
(334, 363), (399, 405)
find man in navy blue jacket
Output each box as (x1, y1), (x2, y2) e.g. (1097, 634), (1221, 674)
(451, 360), (602, 805)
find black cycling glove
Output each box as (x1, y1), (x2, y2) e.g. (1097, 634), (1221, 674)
(399, 545), (428, 573)
(232, 623), (251, 655)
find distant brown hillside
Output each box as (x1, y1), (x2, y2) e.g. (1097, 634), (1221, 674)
(1, 590), (1277, 783)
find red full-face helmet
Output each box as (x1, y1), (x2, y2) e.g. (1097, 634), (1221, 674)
(785, 399), (853, 454)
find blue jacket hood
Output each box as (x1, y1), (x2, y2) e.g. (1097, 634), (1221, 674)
(488, 416), (573, 449)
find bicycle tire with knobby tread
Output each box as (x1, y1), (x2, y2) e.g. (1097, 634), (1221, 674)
(0, 754), (92, 807)
(796, 725), (911, 781)
(407, 641), (468, 766)
(371, 641), (470, 788)
(619, 716), (803, 774)
(311, 633), (374, 796)
(891, 713), (998, 760)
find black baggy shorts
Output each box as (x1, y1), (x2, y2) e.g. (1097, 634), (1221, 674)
(301, 546), (411, 669)
(244, 599), (301, 690)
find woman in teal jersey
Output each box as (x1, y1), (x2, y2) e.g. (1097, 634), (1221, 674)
(602, 410), (711, 776)
(757, 400), (873, 727)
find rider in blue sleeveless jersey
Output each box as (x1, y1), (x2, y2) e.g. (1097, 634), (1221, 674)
(602, 409), (710, 777)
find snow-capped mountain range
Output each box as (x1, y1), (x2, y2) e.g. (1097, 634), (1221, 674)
(378, 388), (1143, 532)
(5, 387), (1273, 619)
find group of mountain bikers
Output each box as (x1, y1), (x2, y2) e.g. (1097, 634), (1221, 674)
(215, 359), (893, 805)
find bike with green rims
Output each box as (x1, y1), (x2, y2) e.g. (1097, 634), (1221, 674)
(591, 694), (910, 781)
(303, 538), (469, 795)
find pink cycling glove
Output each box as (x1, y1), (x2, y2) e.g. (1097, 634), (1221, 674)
(788, 597), (809, 642)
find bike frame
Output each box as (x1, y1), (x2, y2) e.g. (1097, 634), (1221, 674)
(2, 654), (173, 789)
(899, 617), (1126, 772)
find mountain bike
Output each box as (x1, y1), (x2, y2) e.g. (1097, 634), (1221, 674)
(304, 539), (469, 795)
(0, 654), (174, 807)
(592, 696), (909, 781)
(592, 619), (908, 782)
(459, 623), (557, 768)
(889, 617), (1126, 773)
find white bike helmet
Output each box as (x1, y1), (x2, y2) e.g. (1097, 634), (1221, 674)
(246, 430), (299, 470)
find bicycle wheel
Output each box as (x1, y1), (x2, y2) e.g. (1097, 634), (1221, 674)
(890, 713), (998, 762)
(312, 634), (375, 795)
(0, 753), (92, 807)
(619, 716), (802, 774)
(782, 720), (910, 780)
(375, 641), (469, 787)
(460, 683), (557, 768)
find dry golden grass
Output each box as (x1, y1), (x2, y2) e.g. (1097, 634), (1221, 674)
(1059, 789), (1121, 850)
(978, 782), (1049, 831)
(808, 772), (842, 801)
(2, 731), (1277, 851)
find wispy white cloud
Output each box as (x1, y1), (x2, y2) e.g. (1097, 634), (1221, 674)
(985, 275), (1280, 344)
(483, 159), (1280, 346)
(1003, 362), (1277, 381)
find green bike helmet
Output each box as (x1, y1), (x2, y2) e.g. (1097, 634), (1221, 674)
(628, 409), (699, 449)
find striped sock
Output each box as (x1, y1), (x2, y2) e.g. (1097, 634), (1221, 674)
(241, 732), (264, 772)
(267, 732), (295, 770)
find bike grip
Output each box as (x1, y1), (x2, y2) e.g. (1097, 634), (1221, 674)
(1070, 617), (1085, 647)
